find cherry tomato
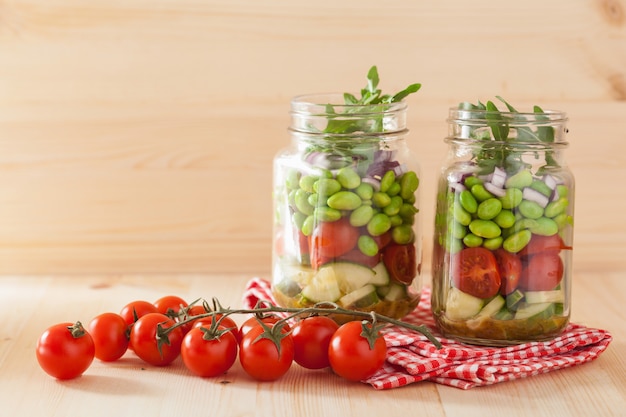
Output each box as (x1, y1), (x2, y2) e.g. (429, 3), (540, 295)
(451, 247), (501, 299)
(372, 231), (392, 250)
(519, 253), (564, 291)
(119, 300), (158, 327)
(494, 249), (522, 295)
(36, 322), (95, 380)
(309, 218), (359, 268)
(178, 304), (208, 334)
(328, 321), (387, 382)
(238, 315), (289, 340)
(239, 324), (294, 381)
(130, 313), (184, 366)
(193, 314), (241, 343)
(181, 326), (238, 377)
(153, 295), (188, 319)
(519, 234), (571, 258)
(382, 243), (417, 285)
(291, 316), (339, 369)
(88, 312), (129, 362)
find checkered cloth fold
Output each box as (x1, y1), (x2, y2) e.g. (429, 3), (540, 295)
(242, 277), (612, 390)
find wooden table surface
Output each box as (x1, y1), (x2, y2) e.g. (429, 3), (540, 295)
(0, 271), (623, 417)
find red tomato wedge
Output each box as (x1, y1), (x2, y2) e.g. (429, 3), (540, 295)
(451, 247), (501, 299)
(309, 218), (359, 268)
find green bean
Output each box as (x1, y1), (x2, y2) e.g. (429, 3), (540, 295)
(477, 198), (502, 220)
(314, 206), (342, 222)
(499, 188), (523, 209)
(337, 167), (361, 190)
(518, 200), (544, 219)
(545, 197), (569, 218)
(503, 229), (532, 253)
(372, 192), (392, 208)
(367, 213), (392, 236)
(400, 171), (419, 200)
(463, 233), (484, 248)
(358, 235), (379, 257)
(392, 224), (414, 245)
(470, 184), (494, 202)
(327, 191), (362, 211)
(459, 190), (478, 214)
(380, 170), (396, 193)
(349, 205), (375, 227)
(505, 170), (533, 189)
(468, 219), (501, 239)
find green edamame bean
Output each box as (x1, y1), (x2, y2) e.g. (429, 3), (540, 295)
(499, 188), (523, 209)
(389, 215), (403, 227)
(505, 170), (533, 189)
(445, 236), (463, 254)
(494, 209), (516, 229)
(528, 217), (559, 236)
(301, 215), (315, 236)
(453, 202), (472, 226)
(463, 176), (483, 189)
(470, 184), (494, 202)
(503, 229), (532, 253)
(358, 235), (379, 257)
(399, 203), (418, 221)
(380, 170), (396, 193)
(448, 220), (467, 240)
(292, 212), (307, 230)
(545, 197), (569, 218)
(307, 193), (319, 207)
(556, 185), (569, 198)
(477, 198), (502, 220)
(553, 213), (572, 229)
(349, 205), (375, 227)
(518, 200), (544, 219)
(288, 189), (298, 209)
(383, 196), (403, 216)
(337, 167), (361, 190)
(463, 233), (483, 248)
(483, 236), (503, 251)
(459, 190), (478, 214)
(355, 183), (374, 201)
(387, 182), (401, 196)
(372, 192), (392, 208)
(468, 219), (501, 239)
(392, 224), (414, 244)
(530, 180), (553, 197)
(367, 213), (392, 236)
(294, 189), (315, 215)
(512, 218), (538, 233)
(314, 206), (342, 222)
(327, 191), (362, 211)
(314, 178), (342, 198)
(400, 171), (419, 200)
(285, 170), (301, 190)
(299, 175), (317, 193)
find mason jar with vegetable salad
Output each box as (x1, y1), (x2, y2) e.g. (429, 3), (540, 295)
(431, 98), (574, 345)
(271, 67), (424, 322)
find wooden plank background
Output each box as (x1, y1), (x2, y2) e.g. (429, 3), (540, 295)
(0, 0), (624, 275)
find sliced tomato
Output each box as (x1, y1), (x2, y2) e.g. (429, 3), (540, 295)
(494, 249), (522, 295)
(382, 243), (417, 285)
(519, 253), (564, 291)
(309, 218), (359, 269)
(451, 247), (501, 299)
(519, 234), (571, 258)
(371, 231), (392, 250)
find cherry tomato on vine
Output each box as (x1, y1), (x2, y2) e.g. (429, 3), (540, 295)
(119, 300), (158, 327)
(193, 314), (240, 343)
(153, 295), (188, 319)
(328, 321), (387, 382)
(291, 316), (339, 369)
(181, 326), (238, 378)
(451, 247), (501, 299)
(130, 313), (184, 366)
(88, 312), (129, 362)
(238, 315), (289, 340)
(36, 322), (95, 380)
(239, 324), (294, 381)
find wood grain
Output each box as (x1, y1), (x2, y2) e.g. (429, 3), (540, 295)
(0, 0), (624, 274)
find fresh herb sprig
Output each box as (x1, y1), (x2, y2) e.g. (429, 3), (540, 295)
(459, 96), (559, 174)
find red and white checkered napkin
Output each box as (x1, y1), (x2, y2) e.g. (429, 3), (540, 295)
(242, 277), (612, 390)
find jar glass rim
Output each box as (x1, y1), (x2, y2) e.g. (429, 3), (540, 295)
(448, 107), (568, 124)
(291, 93), (407, 115)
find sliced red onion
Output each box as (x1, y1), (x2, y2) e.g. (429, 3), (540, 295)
(550, 187), (561, 202)
(362, 177), (381, 192)
(523, 187), (550, 208)
(542, 174), (560, 190)
(393, 163), (407, 178)
(491, 167), (507, 188)
(484, 182), (506, 198)
(449, 182), (467, 193)
(478, 173), (493, 182)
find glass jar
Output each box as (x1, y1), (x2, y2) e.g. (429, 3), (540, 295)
(431, 105), (574, 345)
(272, 94), (422, 322)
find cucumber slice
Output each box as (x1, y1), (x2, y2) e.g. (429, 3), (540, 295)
(302, 266), (341, 303)
(383, 283), (407, 302)
(493, 308), (514, 320)
(445, 287), (484, 320)
(506, 289), (524, 309)
(514, 302), (555, 320)
(322, 262), (376, 294)
(280, 264), (315, 285)
(467, 295), (505, 329)
(339, 284), (380, 308)
(524, 290), (564, 304)
(370, 263), (391, 286)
